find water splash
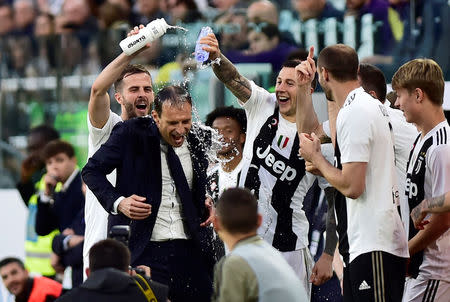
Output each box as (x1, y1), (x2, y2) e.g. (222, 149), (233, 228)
(196, 57), (221, 70)
(169, 25), (188, 32)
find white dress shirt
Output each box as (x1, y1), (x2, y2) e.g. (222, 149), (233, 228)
(150, 140), (193, 241)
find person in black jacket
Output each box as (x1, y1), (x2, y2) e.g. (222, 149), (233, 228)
(35, 140), (85, 287)
(56, 239), (168, 302)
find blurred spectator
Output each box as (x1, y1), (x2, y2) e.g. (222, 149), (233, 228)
(98, 1), (130, 29)
(13, 0), (36, 36)
(165, 0), (204, 24)
(0, 4), (14, 37)
(211, 0), (248, 13)
(35, 13), (55, 36)
(345, 0), (397, 55)
(225, 22), (297, 73)
(292, 0), (344, 21)
(34, 13), (57, 76)
(214, 8), (248, 52)
(247, 0), (278, 25)
(17, 125), (60, 205)
(55, 0), (98, 48)
(135, 0), (165, 25)
(0, 257), (62, 302)
(6, 36), (39, 77)
(247, 0), (298, 47)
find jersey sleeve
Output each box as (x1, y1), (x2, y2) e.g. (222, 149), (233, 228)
(88, 110), (122, 150)
(240, 81), (275, 122)
(337, 108), (371, 164)
(317, 143), (334, 189)
(428, 144), (450, 196)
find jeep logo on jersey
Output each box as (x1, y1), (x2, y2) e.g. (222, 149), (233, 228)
(256, 145), (297, 181)
(405, 178), (418, 199)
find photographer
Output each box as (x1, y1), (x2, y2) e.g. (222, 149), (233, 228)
(56, 239), (168, 302)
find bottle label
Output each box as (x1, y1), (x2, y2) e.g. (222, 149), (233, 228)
(127, 35), (146, 49)
(150, 26), (159, 35)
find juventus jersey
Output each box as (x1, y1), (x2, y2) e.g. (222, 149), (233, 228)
(238, 82), (332, 252)
(333, 88), (409, 264)
(405, 121), (450, 281)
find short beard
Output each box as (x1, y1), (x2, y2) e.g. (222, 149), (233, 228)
(124, 102), (137, 119)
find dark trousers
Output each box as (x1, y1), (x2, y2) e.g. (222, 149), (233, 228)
(343, 251), (407, 302)
(133, 239), (213, 302)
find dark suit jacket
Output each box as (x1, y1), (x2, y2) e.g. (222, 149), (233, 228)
(82, 117), (214, 267)
(35, 171), (85, 236)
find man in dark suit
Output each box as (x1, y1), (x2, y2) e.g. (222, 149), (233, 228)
(82, 85), (216, 302)
(35, 140), (85, 288)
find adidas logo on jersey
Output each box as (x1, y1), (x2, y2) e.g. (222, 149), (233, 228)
(256, 145), (297, 181)
(359, 280), (371, 290)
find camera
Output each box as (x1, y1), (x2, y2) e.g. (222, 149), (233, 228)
(108, 225), (145, 276)
(108, 225), (130, 248)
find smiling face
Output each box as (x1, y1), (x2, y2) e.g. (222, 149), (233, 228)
(394, 87), (419, 123)
(152, 101), (192, 147)
(275, 67), (298, 120)
(0, 262), (28, 297)
(116, 72), (154, 119)
(212, 116), (245, 157)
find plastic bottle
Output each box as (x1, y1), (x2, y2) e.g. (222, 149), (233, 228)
(195, 26), (213, 63)
(119, 18), (170, 56)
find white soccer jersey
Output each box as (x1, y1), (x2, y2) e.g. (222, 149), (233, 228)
(207, 160), (244, 202)
(335, 87), (409, 264)
(238, 81), (332, 252)
(405, 120), (450, 282)
(385, 103), (419, 231)
(83, 111), (122, 277)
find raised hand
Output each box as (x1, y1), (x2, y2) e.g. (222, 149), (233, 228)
(200, 197), (215, 227)
(198, 33), (221, 61)
(118, 194), (151, 220)
(295, 46), (316, 87)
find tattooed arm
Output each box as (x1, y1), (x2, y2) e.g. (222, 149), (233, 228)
(199, 33), (252, 103)
(411, 193), (450, 229)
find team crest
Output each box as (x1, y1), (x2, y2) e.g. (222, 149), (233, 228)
(277, 135), (289, 149)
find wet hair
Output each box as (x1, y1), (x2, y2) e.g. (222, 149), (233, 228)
(281, 58), (317, 90)
(205, 106), (247, 133)
(0, 257), (25, 270)
(89, 239), (130, 272)
(358, 63), (387, 103)
(317, 44), (359, 82)
(114, 64), (152, 93)
(392, 58), (444, 106)
(41, 140), (75, 161)
(153, 85), (192, 116)
(216, 188), (258, 234)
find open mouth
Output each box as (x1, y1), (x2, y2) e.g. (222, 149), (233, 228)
(172, 135), (184, 146)
(278, 96), (289, 104)
(135, 103), (148, 114)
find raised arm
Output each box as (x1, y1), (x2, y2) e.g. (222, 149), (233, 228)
(295, 46), (326, 140)
(89, 25), (151, 128)
(199, 33), (252, 103)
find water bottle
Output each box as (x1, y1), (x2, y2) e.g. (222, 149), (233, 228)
(195, 26), (213, 63)
(119, 18), (170, 56)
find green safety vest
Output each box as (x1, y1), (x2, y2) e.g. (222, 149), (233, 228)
(24, 175), (61, 276)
